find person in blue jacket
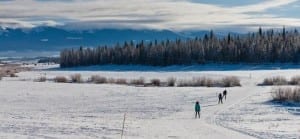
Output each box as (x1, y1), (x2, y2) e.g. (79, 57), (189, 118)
(195, 101), (201, 118)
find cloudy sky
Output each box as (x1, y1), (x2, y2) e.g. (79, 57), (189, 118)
(1, 0), (300, 32)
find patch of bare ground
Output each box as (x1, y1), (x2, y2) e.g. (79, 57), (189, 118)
(0, 63), (32, 79)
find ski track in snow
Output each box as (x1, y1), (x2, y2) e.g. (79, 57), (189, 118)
(0, 66), (300, 138)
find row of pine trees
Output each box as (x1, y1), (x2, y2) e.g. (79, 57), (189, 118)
(60, 27), (300, 68)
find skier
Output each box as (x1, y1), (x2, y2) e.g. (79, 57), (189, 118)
(223, 89), (227, 100)
(195, 101), (201, 118)
(218, 93), (223, 104)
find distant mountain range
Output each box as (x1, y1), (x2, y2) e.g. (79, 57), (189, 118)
(0, 27), (182, 51)
(0, 27), (234, 51)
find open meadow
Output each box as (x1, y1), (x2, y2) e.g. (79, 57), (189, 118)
(0, 64), (299, 139)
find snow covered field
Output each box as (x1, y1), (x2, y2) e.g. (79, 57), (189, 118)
(0, 64), (300, 139)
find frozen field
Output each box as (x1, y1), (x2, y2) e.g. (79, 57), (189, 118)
(0, 65), (300, 139)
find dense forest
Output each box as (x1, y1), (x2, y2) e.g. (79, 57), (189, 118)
(60, 27), (300, 68)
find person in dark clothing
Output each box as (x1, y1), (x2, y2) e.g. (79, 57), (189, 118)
(195, 101), (201, 118)
(218, 93), (223, 104)
(223, 89), (227, 100)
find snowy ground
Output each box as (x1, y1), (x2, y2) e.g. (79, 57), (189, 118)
(0, 64), (300, 139)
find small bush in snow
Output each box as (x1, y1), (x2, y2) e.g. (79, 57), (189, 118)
(107, 78), (116, 84)
(193, 77), (214, 87)
(115, 78), (127, 85)
(289, 76), (300, 85)
(54, 76), (68, 83)
(70, 74), (82, 83)
(178, 77), (216, 87)
(205, 78), (214, 87)
(177, 79), (192, 87)
(177, 76), (240, 87)
(271, 87), (300, 102)
(262, 76), (288, 86)
(35, 76), (47, 82)
(90, 75), (107, 84)
(221, 76), (241, 87)
(130, 77), (145, 86)
(151, 78), (161, 86)
(295, 88), (300, 102)
(5, 70), (11, 74)
(167, 77), (176, 87)
(191, 77), (203, 87)
(10, 73), (18, 77)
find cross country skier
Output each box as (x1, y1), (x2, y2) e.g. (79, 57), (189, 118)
(223, 89), (227, 100)
(218, 93), (223, 104)
(195, 101), (201, 118)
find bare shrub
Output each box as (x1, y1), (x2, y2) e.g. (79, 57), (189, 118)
(151, 78), (161, 86)
(115, 78), (127, 85)
(262, 76), (288, 85)
(194, 77), (216, 87)
(178, 78), (202, 87)
(290, 76), (300, 85)
(222, 76), (241, 87)
(70, 74), (82, 83)
(54, 76), (68, 83)
(90, 75), (107, 84)
(5, 70), (11, 74)
(177, 76), (240, 87)
(178, 77), (216, 87)
(294, 88), (300, 102)
(271, 87), (290, 101)
(107, 78), (116, 84)
(206, 78), (214, 87)
(35, 76), (47, 82)
(192, 77), (204, 86)
(130, 77), (145, 86)
(10, 73), (18, 77)
(177, 79), (192, 87)
(271, 87), (300, 102)
(167, 77), (176, 86)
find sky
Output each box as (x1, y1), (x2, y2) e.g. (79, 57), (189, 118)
(1, 0), (300, 32)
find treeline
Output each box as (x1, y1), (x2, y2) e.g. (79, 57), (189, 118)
(60, 27), (300, 67)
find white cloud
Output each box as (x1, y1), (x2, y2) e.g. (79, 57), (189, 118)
(233, 0), (298, 13)
(0, 0), (299, 31)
